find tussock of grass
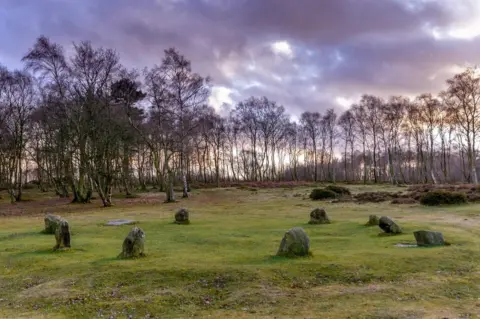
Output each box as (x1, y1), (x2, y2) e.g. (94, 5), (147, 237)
(0, 186), (479, 318)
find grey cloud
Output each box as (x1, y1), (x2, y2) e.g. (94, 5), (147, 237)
(1, 0), (480, 116)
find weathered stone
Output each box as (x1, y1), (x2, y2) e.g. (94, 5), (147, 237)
(366, 215), (380, 226)
(104, 219), (137, 226)
(175, 208), (190, 225)
(53, 219), (71, 251)
(414, 230), (445, 246)
(118, 227), (145, 258)
(379, 216), (402, 234)
(308, 208), (330, 224)
(276, 227), (310, 257)
(44, 214), (63, 234)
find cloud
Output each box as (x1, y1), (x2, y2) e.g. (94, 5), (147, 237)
(1, 0), (480, 117)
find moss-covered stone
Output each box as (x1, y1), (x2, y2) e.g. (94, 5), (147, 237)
(379, 216), (402, 234)
(53, 219), (71, 251)
(175, 208), (190, 225)
(366, 215), (379, 226)
(44, 214), (63, 234)
(276, 227), (310, 257)
(308, 208), (331, 224)
(414, 230), (445, 246)
(118, 227), (145, 258)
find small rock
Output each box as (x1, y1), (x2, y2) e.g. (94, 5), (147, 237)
(395, 243), (417, 248)
(53, 219), (71, 251)
(366, 215), (379, 226)
(379, 216), (402, 234)
(414, 230), (445, 246)
(118, 227), (145, 258)
(44, 214), (63, 234)
(276, 227), (310, 257)
(175, 208), (190, 225)
(104, 219), (137, 226)
(308, 208), (331, 224)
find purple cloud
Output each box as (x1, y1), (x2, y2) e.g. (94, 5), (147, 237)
(1, 0), (480, 115)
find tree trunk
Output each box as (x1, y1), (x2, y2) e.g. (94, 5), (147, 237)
(182, 174), (189, 198)
(165, 171), (176, 203)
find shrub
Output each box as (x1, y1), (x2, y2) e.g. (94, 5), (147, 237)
(22, 183), (36, 190)
(325, 185), (351, 196)
(354, 192), (393, 203)
(309, 188), (337, 200)
(420, 191), (467, 206)
(391, 198), (417, 205)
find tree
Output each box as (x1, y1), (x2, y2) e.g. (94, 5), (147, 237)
(352, 102), (369, 183)
(416, 93), (441, 184)
(380, 96), (407, 184)
(444, 67), (480, 184)
(338, 110), (355, 181)
(141, 48), (211, 201)
(362, 95), (383, 183)
(0, 70), (36, 202)
(300, 112), (322, 181)
(111, 76), (147, 195)
(323, 109), (337, 182)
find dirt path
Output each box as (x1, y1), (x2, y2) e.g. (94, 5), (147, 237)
(0, 193), (165, 218)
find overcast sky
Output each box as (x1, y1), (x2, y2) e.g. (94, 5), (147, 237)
(1, 0), (480, 119)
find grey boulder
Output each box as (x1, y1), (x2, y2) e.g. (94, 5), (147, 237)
(308, 208), (330, 224)
(379, 216), (402, 234)
(366, 215), (380, 226)
(44, 214), (63, 234)
(276, 227), (310, 257)
(53, 219), (71, 251)
(414, 230), (444, 246)
(118, 227), (145, 258)
(175, 208), (190, 225)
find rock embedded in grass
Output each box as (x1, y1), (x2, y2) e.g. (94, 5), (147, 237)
(414, 230), (445, 246)
(308, 208), (331, 224)
(44, 214), (63, 234)
(379, 216), (402, 234)
(175, 208), (190, 225)
(276, 227), (310, 257)
(366, 215), (380, 226)
(104, 219), (137, 226)
(53, 219), (71, 251)
(118, 227), (145, 258)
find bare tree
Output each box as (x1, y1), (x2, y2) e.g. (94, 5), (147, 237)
(0, 70), (36, 202)
(323, 109), (337, 182)
(338, 110), (355, 181)
(444, 67), (480, 184)
(380, 96), (406, 184)
(300, 112), (322, 181)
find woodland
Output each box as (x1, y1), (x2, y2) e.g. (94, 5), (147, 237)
(1, 36), (480, 206)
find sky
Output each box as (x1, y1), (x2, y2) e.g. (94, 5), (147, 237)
(1, 0), (480, 119)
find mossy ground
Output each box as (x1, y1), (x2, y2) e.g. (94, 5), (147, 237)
(0, 185), (479, 318)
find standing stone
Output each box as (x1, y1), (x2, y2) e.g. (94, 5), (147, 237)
(44, 214), (63, 234)
(53, 219), (71, 251)
(118, 227), (145, 258)
(276, 227), (310, 257)
(379, 216), (402, 234)
(308, 208), (331, 224)
(175, 208), (190, 225)
(366, 215), (380, 226)
(414, 230), (445, 246)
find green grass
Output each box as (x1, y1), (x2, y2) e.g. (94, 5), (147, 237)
(0, 186), (480, 318)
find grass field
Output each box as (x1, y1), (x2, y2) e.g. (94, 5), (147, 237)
(0, 185), (479, 318)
